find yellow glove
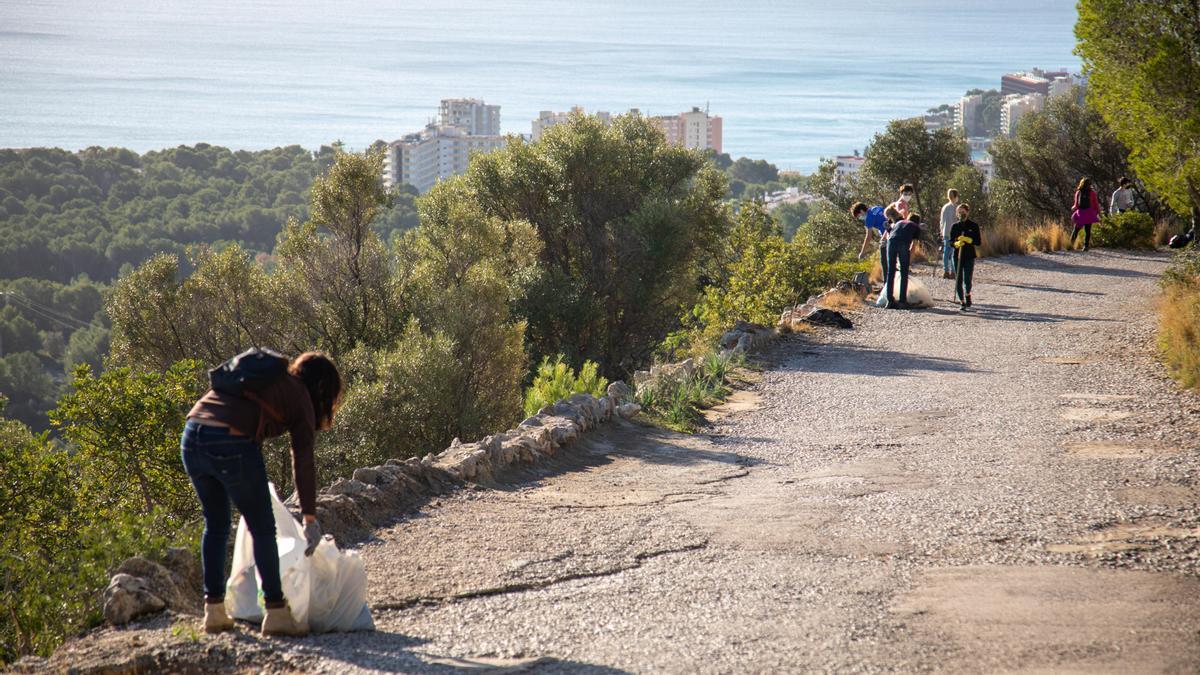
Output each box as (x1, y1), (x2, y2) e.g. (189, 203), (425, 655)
(953, 240), (965, 249)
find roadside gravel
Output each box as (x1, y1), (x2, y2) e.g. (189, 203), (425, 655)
(30, 249), (1200, 673)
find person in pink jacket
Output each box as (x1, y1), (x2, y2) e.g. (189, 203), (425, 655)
(1070, 177), (1101, 251)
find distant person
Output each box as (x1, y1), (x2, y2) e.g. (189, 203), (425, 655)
(852, 201), (889, 270)
(889, 184), (914, 221)
(949, 203), (983, 310)
(1109, 177), (1135, 214)
(183, 350), (343, 636)
(886, 212), (922, 309)
(1070, 177), (1100, 251)
(939, 188), (960, 279)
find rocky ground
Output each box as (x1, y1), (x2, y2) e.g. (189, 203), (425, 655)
(22, 249), (1200, 673)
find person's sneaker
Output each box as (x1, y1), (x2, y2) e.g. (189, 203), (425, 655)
(966, 294), (972, 308)
(203, 600), (235, 634)
(261, 602), (308, 637)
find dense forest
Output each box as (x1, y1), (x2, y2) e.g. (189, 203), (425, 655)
(0, 144), (420, 427)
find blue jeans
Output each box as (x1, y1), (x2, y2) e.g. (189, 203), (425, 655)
(180, 420), (282, 604)
(941, 239), (955, 274)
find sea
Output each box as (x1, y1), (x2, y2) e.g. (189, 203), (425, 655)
(0, 0), (1081, 172)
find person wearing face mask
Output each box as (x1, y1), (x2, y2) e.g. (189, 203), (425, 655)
(949, 203), (983, 310)
(852, 201), (889, 263)
(889, 184), (914, 221)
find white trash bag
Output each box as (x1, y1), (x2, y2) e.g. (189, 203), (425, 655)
(874, 271), (934, 308)
(226, 483), (373, 632)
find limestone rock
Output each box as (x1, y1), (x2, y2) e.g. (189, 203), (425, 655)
(606, 381), (632, 402)
(617, 402), (642, 419)
(103, 574), (166, 625)
(114, 556), (202, 616)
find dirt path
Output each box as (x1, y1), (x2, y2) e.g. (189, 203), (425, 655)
(39, 250), (1200, 673)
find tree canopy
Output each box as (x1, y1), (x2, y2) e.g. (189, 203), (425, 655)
(1076, 0), (1200, 215)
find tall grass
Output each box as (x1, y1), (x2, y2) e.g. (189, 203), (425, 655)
(1159, 252), (1200, 390)
(1024, 220), (1073, 253)
(978, 220), (1027, 257)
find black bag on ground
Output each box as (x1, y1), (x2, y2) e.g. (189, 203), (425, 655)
(1168, 229), (1195, 249)
(210, 347), (289, 399)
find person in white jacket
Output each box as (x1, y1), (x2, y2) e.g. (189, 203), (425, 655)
(1110, 177), (1135, 214)
(939, 189), (959, 279)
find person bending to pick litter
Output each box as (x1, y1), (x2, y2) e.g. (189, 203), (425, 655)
(182, 348), (343, 636)
(949, 203), (982, 311)
(852, 201), (890, 272)
(886, 212), (922, 309)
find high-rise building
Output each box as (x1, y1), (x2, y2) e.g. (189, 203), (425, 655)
(438, 98), (500, 136)
(531, 107), (612, 141)
(955, 94), (983, 136)
(647, 107), (723, 153)
(1000, 93), (1045, 137)
(384, 99), (506, 193)
(1001, 72), (1051, 96)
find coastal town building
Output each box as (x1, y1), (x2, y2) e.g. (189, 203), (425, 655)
(438, 98), (500, 135)
(1001, 72), (1051, 97)
(647, 107), (723, 153)
(955, 94), (983, 136)
(834, 154), (864, 186)
(384, 99), (506, 193)
(1000, 93), (1045, 137)
(531, 107), (612, 141)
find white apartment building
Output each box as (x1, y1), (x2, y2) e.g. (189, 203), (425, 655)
(384, 99), (506, 193)
(834, 154), (865, 186)
(648, 107), (723, 153)
(438, 98), (500, 136)
(955, 94), (983, 136)
(1000, 93), (1045, 137)
(531, 107), (612, 142)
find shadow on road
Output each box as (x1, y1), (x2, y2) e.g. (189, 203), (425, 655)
(922, 304), (1115, 324)
(776, 343), (983, 377)
(991, 281), (1105, 296)
(998, 252), (1159, 278)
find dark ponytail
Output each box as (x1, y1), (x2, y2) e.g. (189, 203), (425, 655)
(289, 352), (343, 431)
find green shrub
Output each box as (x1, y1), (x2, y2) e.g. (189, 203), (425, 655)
(635, 350), (743, 432)
(523, 355), (608, 417)
(1093, 211), (1155, 249)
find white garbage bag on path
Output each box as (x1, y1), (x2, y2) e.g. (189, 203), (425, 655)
(226, 483), (374, 632)
(874, 270), (935, 308)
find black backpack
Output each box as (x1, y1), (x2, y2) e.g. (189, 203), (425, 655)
(1169, 229), (1195, 249)
(209, 348), (289, 423)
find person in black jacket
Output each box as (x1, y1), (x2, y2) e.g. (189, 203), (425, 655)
(949, 203), (983, 310)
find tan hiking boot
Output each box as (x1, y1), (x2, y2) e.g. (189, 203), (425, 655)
(261, 602), (307, 637)
(203, 600), (235, 633)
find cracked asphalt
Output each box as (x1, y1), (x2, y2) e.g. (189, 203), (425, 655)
(36, 250), (1200, 673)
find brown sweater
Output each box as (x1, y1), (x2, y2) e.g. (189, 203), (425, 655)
(187, 374), (318, 515)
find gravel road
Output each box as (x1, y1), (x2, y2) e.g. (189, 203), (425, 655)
(35, 249), (1200, 673)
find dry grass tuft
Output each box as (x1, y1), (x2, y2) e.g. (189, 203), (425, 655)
(869, 257), (884, 284)
(1154, 221), (1174, 247)
(1159, 278), (1200, 390)
(910, 240), (932, 266)
(817, 288), (866, 312)
(1024, 220), (1073, 253)
(979, 220), (1028, 258)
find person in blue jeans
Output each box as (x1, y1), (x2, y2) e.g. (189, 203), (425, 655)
(886, 213), (922, 308)
(182, 351), (342, 635)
